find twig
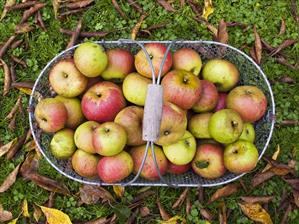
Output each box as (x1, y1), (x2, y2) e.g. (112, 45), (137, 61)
(0, 35), (16, 58)
(20, 3), (46, 24)
(66, 18), (82, 49)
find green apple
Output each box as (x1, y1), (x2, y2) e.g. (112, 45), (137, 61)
(50, 128), (76, 159)
(209, 109), (243, 144)
(239, 123), (255, 143)
(122, 73), (151, 106)
(188, 113), (212, 139)
(163, 131), (196, 165)
(224, 140), (259, 174)
(74, 42), (108, 77)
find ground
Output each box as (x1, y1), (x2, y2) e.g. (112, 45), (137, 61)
(0, 0), (298, 223)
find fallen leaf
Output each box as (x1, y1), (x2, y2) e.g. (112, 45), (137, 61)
(0, 204), (13, 222)
(200, 208), (214, 221)
(172, 188), (188, 209)
(40, 206), (72, 224)
(7, 217), (18, 224)
(20, 3), (46, 24)
(157, 198), (171, 221)
(202, 0), (214, 21)
(264, 157), (293, 175)
(84, 217), (109, 224)
(293, 190), (299, 208)
(33, 204), (42, 222)
(278, 76), (295, 84)
(239, 203), (273, 224)
(66, 0), (94, 9)
(15, 22), (34, 34)
(6, 130), (28, 160)
(198, 186), (204, 202)
(35, 10), (46, 30)
(131, 13), (147, 40)
(22, 199), (30, 218)
(279, 18), (286, 35)
(185, 196), (191, 215)
(275, 56), (298, 69)
(156, 0), (175, 12)
(140, 206), (150, 217)
(280, 203), (292, 224)
(79, 185), (115, 205)
(270, 39), (298, 57)
(180, 0), (185, 7)
(127, 0), (143, 13)
(0, 35), (16, 58)
(158, 215), (186, 224)
(5, 96), (22, 120)
(215, 19), (228, 44)
(11, 56), (27, 68)
(187, 0), (202, 17)
(20, 152), (39, 175)
(52, 0), (60, 19)
(0, 0), (16, 21)
(283, 178), (299, 191)
(6, 1), (37, 11)
(218, 201), (227, 224)
(209, 183), (239, 203)
(250, 47), (258, 64)
(113, 185), (125, 198)
(127, 207), (139, 224)
(0, 138), (17, 157)
(58, 8), (87, 19)
(0, 59), (11, 96)
(0, 164), (21, 193)
(253, 25), (262, 64)
(10, 39), (23, 49)
(24, 140), (36, 152)
(111, 0), (127, 18)
(225, 21), (247, 29)
(66, 18), (82, 49)
(262, 145), (280, 173)
(251, 170), (276, 187)
(240, 196), (273, 204)
(291, 0), (299, 23)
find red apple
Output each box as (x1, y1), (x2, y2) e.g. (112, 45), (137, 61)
(97, 151), (133, 183)
(192, 143), (226, 179)
(173, 48), (202, 76)
(114, 106), (145, 146)
(155, 102), (187, 146)
(192, 80), (218, 112)
(49, 59), (88, 97)
(71, 149), (99, 178)
(34, 98), (67, 133)
(214, 93), (227, 112)
(81, 81), (126, 122)
(167, 162), (191, 174)
(101, 48), (134, 81)
(134, 43), (172, 79)
(227, 85), (267, 122)
(162, 70), (202, 110)
(131, 144), (168, 180)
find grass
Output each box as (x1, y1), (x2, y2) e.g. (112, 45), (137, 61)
(0, 0), (299, 223)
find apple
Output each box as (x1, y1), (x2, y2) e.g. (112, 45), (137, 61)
(101, 48), (134, 81)
(71, 149), (99, 178)
(167, 162), (191, 174)
(192, 80), (218, 112)
(74, 42), (108, 77)
(155, 102), (187, 146)
(214, 93), (227, 112)
(81, 81), (126, 122)
(122, 73), (151, 106)
(93, 122), (127, 156)
(34, 98), (67, 133)
(188, 113), (212, 139)
(55, 96), (85, 129)
(49, 59), (88, 97)
(97, 151), (133, 183)
(130, 144), (168, 180)
(227, 85), (267, 122)
(192, 143), (226, 179)
(50, 128), (76, 159)
(224, 140), (259, 174)
(74, 121), (100, 154)
(202, 59), (239, 92)
(239, 123), (255, 143)
(162, 70), (202, 110)
(208, 109), (243, 144)
(163, 131), (196, 165)
(173, 48), (202, 76)
(134, 43), (172, 79)
(114, 106), (145, 146)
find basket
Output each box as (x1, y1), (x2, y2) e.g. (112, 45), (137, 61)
(29, 40), (275, 187)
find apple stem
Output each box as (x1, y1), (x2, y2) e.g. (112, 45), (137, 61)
(104, 128), (110, 133)
(183, 77), (189, 84)
(231, 120), (238, 128)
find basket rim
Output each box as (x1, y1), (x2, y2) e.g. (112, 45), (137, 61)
(29, 40), (275, 187)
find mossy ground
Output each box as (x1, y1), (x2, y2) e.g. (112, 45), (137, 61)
(0, 0), (298, 223)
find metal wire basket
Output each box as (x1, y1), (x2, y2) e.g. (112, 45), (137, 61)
(29, 40), (275, 187)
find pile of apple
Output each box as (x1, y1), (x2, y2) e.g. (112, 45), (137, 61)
(34, 42), (268, 183)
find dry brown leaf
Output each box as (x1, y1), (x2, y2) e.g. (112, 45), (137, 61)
(157, 198), (171, 221)
(283, 178), (299, 191)
(10, 63), (16, 82)
(239, 203), (273, 224)
(6, 1), (37, 11)
(253, 25), (262, 64)
(251, 170), (275, 187)
(0, 59), (11, 96)
(293, 190), (299, 208)
(35, 10), (46, 30)
(172, 188), (188, 209)
(262, 145), (281, 173)
(22, 199), (30, 218)
(198, 186), (204, 202)
(131, 13), (147, 40)
(46, 192), (56, 208)
(112, 185), (125, 198)
(40, 206), (72, 224)
(0, 164), (21, 193)
(112, 0), (127, 18)
(279, 18), (286, 35)
(20, 152), (40, 175)
(156, 0), (175, 12)
(280, 202), (292, 224)
(10, 39), (23, 49)
(11, 81), (34, 95)
(278, 76), (295, 84)
(33, 204), (42, 222)
(11, 56), (27, 67)
(218, 201), (227, 224)
(240, 196), (273, 204)
(180, 0), (185, 7)
(20, 2), (46, 24)
(216, 19), (228, 44)
(0, 138), (17, 157)
(158, 215), (186, 224)
(200, 208), (214, 221)
(15, 22), (33, 34)
(187, 0), (202, 17)
(202, 0), (214, 21)
(0, 204), (13, 222)
(140, 206), (150, 217)
(186, 196), (191, 215)
(24, 140), (36, 152)
(270, 39), (298, 57)
(1, 0), (16, 21)
(79, 185), (115, 205)
(209, 183), (239, 203)
(5, 96), (22, 120)
(249, 47), (258, 64)
(291, 0), (299, 23)
(0, 35), (16, 58)
(66, 0), (94, 9)
(6, 130), (28, 160)
(84, 217), (110, 224)
(127, 0), (143, 13)
(52, 0), (60, 19)
(66, 18), (82, 49)
(275, 56), (298, 70)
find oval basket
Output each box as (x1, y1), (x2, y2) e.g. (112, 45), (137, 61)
(29, 40), (275, 187)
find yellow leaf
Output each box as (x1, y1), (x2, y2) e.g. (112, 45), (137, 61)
(262, 145), (280, 173)
(158, 215), (186, 224)
(22, 199), (30, 218)
(33, 205), (42, 222)
(1, 0), (16, 21)
(113, 185), (125, 198)
(40, 206), (72, 224)
(0, 138), (17, 157)
(202, 0), (214, 21)
(239, 203), (273, 224)
(16, 87), (32, 95)
(7, 218), (18, 224)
